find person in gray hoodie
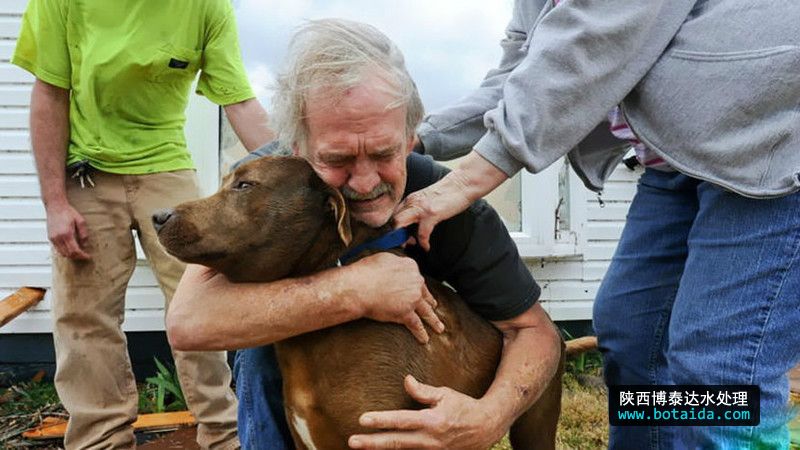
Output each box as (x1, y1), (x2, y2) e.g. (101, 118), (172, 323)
(395, 0), (800, 449)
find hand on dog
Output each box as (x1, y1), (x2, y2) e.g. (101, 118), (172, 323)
(348, 253), (445, 344)
(349, 375), (505, 449)
(394, 152), (508, 252)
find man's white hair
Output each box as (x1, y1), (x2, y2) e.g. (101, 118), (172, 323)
(271, 18), (424, 151)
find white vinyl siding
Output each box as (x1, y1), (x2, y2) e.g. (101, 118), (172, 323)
(537, 165), (642, 321)
(0, 0), (220, 333)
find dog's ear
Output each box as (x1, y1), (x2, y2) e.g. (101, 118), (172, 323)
(326, 188), (352, 246)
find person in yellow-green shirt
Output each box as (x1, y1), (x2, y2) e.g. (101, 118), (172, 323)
(13, 1), (273, 448)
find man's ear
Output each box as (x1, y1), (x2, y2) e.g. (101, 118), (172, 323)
(292, 143), (301, 156)
(326, 187), (352, 246)
(404, 134), (415, 155)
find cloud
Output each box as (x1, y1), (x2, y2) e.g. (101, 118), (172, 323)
(247, 63), (275, 103)
(234, 0), (514, 111)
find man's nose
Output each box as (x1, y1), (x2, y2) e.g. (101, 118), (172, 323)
(151, 208), (175, 233)
(346, 160), (381, 194)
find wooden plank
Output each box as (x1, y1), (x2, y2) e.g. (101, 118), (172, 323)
(0, 221), (46, 242)
(540, 299), (594, 321)
(584, 242), (619, 261)
(538, 280), (600, 301)
(0, 306), (170, 333)
(0, 198), (44, 219)
(0, 286), (45, 327)
(0, 266), (162, 291)
(5, 0), (29, 15)
(587, 203), (631, 222)
(583, 261), (612, 281)
(565, 336), (598, 355)
(598, 181), (637, 201)
(0, 108), (28, 129)
(0, 243), (50, 264)
(23, 411), (196, 439)
(0, 17), (22, 39)
(527, 259), (584, 280)
(0, 152), (35, 173)
(0, 63), (33, 83)
(0, 85), (32, 105)
(0, 131), (30, 150)
(584, 222), (625, 241)
(0, 174), (39, 197)
(0, 41), (15, 61)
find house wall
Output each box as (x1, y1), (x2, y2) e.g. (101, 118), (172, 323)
(533, 165), (641, 322)
(0, 0), (192, 334)
(0, 0), (642, 335)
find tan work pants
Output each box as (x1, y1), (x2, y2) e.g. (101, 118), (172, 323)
(52, 169), (239, 449)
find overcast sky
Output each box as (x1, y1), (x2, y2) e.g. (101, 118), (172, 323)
(232, 0), (514, 114)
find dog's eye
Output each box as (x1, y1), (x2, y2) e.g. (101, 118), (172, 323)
(233, 181), (255, 190)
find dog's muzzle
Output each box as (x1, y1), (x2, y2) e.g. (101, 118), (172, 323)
(152, 208), (175, 233)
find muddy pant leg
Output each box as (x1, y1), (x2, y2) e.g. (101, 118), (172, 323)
(52, 172), (138, 449)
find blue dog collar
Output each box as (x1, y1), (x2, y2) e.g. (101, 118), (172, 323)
(338, 228), (410, 265)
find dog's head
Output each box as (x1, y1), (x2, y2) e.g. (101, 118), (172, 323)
(154, 156), (353, 282)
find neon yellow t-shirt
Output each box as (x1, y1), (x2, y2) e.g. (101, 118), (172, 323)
(13, 0), (255, 174)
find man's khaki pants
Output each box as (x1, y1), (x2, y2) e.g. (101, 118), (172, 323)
(52, 169), (239, 449)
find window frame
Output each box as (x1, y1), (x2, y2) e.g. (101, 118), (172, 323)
(511, 159), (587, 257)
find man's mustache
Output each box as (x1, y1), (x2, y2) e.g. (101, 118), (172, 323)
(342, 183), (392, 201)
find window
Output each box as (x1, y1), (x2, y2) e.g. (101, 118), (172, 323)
(214, 0), (585, 257)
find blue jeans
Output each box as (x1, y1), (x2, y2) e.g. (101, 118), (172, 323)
(234, 345), (294, 449)
(594, 169), (800, 449)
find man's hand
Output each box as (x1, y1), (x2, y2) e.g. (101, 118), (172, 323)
(46, 202), (90, 260)
(394, 151), (508, 251)
(346, 253), (445, 344)
(348, 375), (505, 450)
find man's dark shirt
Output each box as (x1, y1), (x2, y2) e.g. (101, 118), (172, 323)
(234, 144), (540, 321)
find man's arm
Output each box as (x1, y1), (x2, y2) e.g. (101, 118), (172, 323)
(166, 252), (445, 351)
(484, 303), (562, 430)
(223, 98), (275, 152)
(348, 303), (561, 449)
(30, 79), (90, 260)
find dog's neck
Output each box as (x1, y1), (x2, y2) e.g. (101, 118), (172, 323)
(289, 220), (392, 278)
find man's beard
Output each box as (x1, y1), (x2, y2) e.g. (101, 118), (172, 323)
(341, 182), (395, 226)
(341, 182), (393, 202)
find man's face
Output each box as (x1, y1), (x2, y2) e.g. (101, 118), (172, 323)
(298, 74), (413, 228)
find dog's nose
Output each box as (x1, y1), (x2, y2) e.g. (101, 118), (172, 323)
(152, 208), (175, 233)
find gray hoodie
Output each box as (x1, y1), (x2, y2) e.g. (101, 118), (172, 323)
(418, 0), (800, 198)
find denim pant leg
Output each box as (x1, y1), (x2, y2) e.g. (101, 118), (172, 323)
(668, 181), (800, 449)
(594, 169), (701, 450)
(234, 345), (294, 449)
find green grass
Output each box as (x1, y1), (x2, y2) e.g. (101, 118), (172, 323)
(490, 350), (609, 450)
(1, 359), (185, 447)
(0, 375), (65, 448)
(0, 378), (61, 418)
(138, 358), (187, 413)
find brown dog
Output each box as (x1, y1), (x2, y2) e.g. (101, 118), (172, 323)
(154, 155), (563, 449)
